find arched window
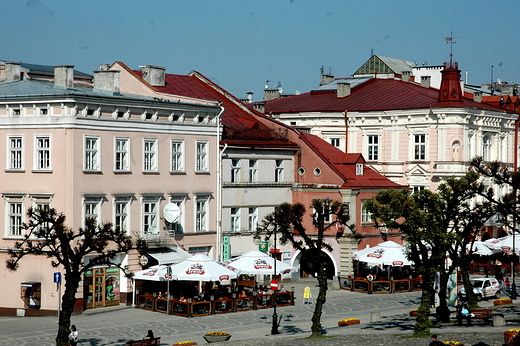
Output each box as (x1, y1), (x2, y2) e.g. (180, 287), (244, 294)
(482, 135), (490, 161)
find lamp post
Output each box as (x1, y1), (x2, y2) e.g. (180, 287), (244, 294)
(253, 232), (279, 334)
(512, 230), (517, 299)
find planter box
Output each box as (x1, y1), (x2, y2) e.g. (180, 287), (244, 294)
(409, 311), (418, 316)
(338, 319), (360, 327)
(203, 335), (232, 343)
(174, 343), (197, 346)
(494, 299), (513, 306)
(505, 331), (518, 344)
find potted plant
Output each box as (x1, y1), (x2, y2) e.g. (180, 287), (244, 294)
(203, 331), (232, 343)
(338, 318), (360, 326)
(409, 309), (418, 316)
(494, 298), (513, 305)
(505, 329), (520, 344)
(443, 341), (464, 346)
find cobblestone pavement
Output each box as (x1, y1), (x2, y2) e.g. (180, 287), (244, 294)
(0, 278), (517, 346)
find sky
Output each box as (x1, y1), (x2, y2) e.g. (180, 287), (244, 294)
(1, 0), (519, 101)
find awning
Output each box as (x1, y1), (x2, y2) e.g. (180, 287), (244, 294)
(147, 247), (191, 265)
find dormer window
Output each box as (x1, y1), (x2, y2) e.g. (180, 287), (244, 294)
(356, 163), (363, 176)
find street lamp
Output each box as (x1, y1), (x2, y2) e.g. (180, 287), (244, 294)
(253, 232), (279, 334)
(512, 230), (517, 299)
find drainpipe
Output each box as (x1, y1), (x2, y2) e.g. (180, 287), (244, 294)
(216, 106), (225, 262)
(343, 110), (349, 153)
(515, 117), (520, 170)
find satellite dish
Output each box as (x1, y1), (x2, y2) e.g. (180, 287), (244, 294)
(163, 203), (180, 223)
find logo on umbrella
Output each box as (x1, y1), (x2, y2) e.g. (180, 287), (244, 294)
(186, 263), (205, 275)
(219, 275), (230, 281)
(367, 249), (385, 258)
(253, 259), (272, 269)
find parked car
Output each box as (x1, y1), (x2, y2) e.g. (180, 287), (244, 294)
(459, 278), (500, 301)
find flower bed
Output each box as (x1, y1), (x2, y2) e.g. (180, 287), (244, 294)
(338, 318), (360, 326)
(173, 342), (197, 346)
(494, 298), (513, 306)
(443, 341), (464, 346)
(203, 331), (231, 343)
(505, 329), (520, 344)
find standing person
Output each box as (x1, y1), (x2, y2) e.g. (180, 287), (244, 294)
(429, 334), (444, 346)
(68, 325), (78, 346)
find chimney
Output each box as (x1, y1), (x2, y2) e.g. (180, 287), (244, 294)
(246, 92), (254, 103)
(264, 89), (280, 101)
(253, 102), (265, 114)
(473, 91), (482, 103)
(438, 61), (463, 103)
(5, 62), (21, 82)
(402, 71), (411, 82)
(337, 82), (351, 98)
(54, 65), (75, 88)
(142, 65), (166, 86)
(98, 64), (110, 71)
(421, 76), (431, 88)
(320, 73), (334, 86)
(94, 70), (120, 93)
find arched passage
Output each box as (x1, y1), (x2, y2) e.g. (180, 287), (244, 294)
(292, 249), (337, 280)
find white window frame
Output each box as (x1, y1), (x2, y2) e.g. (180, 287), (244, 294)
(168, 194), (187, 235)
(414, 134), (426, 160)
(195, 195), (209, 232)
(230, 207), (241, 233)
(143, 138), (158, 172)
(330, 138), (340, 148)
(249, 159), (258, 183)
(142, 196), (160, 234)
(34, 135), (51, 170)
(367, 135), (379, 161)
(7, 135), (23, 170)
(231, 159), (241, 183)
(84, 136), (100, 171)
(196, 141), (208, 172)
(361, 200), (372, 224)
(115, 137), (130, 172)
(275, 160), (284, 183)
(482, 135), (490, 161)
(170, 139), (184, 173)
(5, 195), (24, 237)
(83, 196), (102, 228)
(248, 207), (258, 232)
(114, 196), (131, 235)
(31, 194), (52, 235)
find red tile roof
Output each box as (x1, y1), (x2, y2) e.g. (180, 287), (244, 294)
(126, 66), (297, 149)
(262, 78), (517, 114)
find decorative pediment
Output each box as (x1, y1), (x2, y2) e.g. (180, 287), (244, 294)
(406, 165), (428, 177)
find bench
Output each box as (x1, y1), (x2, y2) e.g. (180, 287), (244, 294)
(125, 337), (161, 346)
(456, 309), (493, 325)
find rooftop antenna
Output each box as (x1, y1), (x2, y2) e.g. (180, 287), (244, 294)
(444, 31), (460, 63)
(265, 80), (270, 89)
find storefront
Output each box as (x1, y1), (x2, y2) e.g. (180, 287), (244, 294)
(84, 266), (121, 309)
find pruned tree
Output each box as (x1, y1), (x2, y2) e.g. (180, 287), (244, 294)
(6, 207), (145, 346)
(257, 199), (354, 337)
(364, 172), (492, 335)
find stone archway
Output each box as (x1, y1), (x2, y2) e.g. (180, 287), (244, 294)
(293, 250), (336, 280)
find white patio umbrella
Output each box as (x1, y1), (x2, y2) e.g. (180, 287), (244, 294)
(133, 265), (169, 281)
(353, 240), (412, 266)
(168, 254), (238, 282)
(486, 234), (520, 253)
(466, 241), (493, 256)
(224, 250), (294, 275)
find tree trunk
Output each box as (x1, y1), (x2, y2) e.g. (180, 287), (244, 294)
(459, 256), (478, 309)
(436, 271), (451, 323)
(56, 274), (81, 346)
(310, 259), (328, 337)
(414, 271), (434, 335)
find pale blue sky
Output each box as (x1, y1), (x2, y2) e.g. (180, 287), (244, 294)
(1, 0), (519, 100)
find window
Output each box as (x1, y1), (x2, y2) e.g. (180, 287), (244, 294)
(230, 207), (241, 233)
(31, 195), (51, 234)
(413, 186), (425, 193)
(231, 159), (241, 183)
(367, 135), (379, 161)
(356, 163), (363, 176)
(6, 196), (23, 237)
(275, 160), (284, 182)
(248, 207), (258, 232)
(114, 197), (130, 234)
(482, 135), (490, 161)
(249, 159), (258, 183)
(196, 141), (208, 172)
(168, 195), (186, 235)
(330, 138), (340, 148)
(361, 201), (372, 224)
(142, 196), (159, 234)
(84, 197), (101, 227)
(171, 140), (184, 172)
(85, 136), (100, 171)
(8, 136), (23, 170)
(414, 134), (426, 160)
(195, 195), (209, 232)
(35, 136), (50, 170)
(115, 138), (129, 172)
(143, 139), (158, 172)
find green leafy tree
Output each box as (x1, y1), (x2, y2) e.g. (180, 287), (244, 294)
(6, 207), (145, 346)
(364, 172), (492, 335)
(257, 199), (353, 337)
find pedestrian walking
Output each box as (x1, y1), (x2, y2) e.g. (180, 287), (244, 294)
(68, 325), (78, 346)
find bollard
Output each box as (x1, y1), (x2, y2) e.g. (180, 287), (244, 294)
(370, 311), (381, 322)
